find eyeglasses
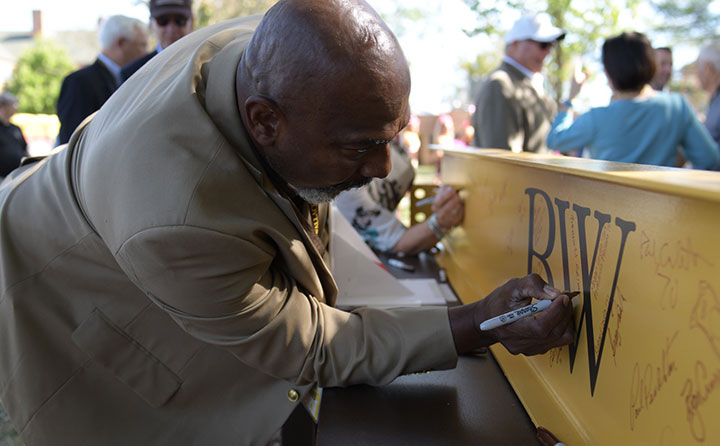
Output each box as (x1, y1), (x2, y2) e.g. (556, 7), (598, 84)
(154, 15), (188, 27)
(531, 40), (555, 50)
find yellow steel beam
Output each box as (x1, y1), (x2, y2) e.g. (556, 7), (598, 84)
(437, 148), (720, 446)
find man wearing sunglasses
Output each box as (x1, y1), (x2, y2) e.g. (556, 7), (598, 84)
(120, 0), (194, 83)
(472, 13), (565, 153)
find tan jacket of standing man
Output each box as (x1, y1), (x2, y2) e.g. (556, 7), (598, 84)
(472, 13), (564, 153)
(0, 2), (576, 445)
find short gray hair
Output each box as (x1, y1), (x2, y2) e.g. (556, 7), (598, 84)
(0, 92), (18, 108)
(698, 43), (720, 72)
(98, 15), (145, 51)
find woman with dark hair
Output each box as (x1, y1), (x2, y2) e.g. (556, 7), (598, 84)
(546, 32), (719, 169)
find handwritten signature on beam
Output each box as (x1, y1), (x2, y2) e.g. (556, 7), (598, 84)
(608, 288), (627, 365)
(639, 231), (714, 274)
(680, 360), (720, 442)
(690, 281), (720, 360)
(629, 331), (679, 430)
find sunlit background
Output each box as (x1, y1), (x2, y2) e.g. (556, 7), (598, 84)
(1, 0), (720, 154)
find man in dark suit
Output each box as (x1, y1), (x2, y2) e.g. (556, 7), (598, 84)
(56, 15), (148, 145)
(120, 0), (194, 83)
(0, 92), (27, 178)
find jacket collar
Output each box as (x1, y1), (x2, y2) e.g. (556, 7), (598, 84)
(201, 29), (335, 301)
(502, 56), (534, 79)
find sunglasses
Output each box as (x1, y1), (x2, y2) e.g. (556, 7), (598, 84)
(531, 40), (555, 50)
(155, 15), (188, 27)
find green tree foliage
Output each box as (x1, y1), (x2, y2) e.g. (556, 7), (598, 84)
(462, 0), (640, 102)
(370, 1), (429, 39)
(462, 49), (502, 101)
(650, 0), (720, 45)
(194, 0), (279, 28)
(462, 51), (502, 81)
(191, 0), (428, 36)
(5, 39), (75, 114)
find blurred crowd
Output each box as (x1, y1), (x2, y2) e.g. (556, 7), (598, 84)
(4, 8), (720, 177)
(3, 7), (719, 255)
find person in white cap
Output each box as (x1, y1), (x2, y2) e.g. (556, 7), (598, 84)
(472, 13), (565, 153)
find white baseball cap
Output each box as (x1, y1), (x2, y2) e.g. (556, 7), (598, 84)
(504, 13), (566, 44)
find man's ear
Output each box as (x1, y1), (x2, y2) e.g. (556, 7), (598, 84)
(704, 61), (715, 79)
(244, 96), (282, 146)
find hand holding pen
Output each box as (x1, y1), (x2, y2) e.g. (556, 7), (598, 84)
(447, 274), (576, 356)
(432, 185), (464, 226)
(479, 291), (580, 331)
(480, 277), (576, 356)
(424, 185), (464, 238)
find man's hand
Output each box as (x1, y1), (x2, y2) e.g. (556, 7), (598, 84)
(568, 63), (589, 101)
(432, 185), (464, 229)
(448, 274), (575, 356)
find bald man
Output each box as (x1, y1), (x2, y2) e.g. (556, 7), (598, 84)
(0, 1), (575, 445)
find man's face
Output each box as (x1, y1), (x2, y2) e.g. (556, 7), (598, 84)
(0, 103), (17, 123)
(151, 14), (193, 50)
(654, 49), (673, 89)
(509, 39), (554, 73)
(120, 28), (149, 66)
(262, 77), (411, 203)
(697, 59), (714, 92)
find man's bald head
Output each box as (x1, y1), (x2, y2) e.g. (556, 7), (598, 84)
(239, 0), (409, 115)
(236, 0), (412, 203)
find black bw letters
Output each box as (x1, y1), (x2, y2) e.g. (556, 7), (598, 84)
(525, 187), (636, 396)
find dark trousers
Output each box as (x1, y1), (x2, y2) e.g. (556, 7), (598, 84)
(282, 404), (316, 446)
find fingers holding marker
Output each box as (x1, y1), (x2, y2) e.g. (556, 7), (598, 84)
(480, 287), (578, 354)
(433, 187), (464, 227)
(431, 185), (459, 210)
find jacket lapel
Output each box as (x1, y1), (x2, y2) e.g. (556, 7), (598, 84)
(94, 58), (119, 95)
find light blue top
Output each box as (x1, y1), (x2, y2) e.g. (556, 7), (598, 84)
(546, 92), (720, 169)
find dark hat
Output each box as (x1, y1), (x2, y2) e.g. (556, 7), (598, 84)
(150, 0), (192, 18)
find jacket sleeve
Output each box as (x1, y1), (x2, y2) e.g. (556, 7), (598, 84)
(546, 110), (595, 154)
(115, 226), (458, 388)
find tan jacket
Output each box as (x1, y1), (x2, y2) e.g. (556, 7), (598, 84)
(0, 16), (457, 446)
(472, 61), (556, 153)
